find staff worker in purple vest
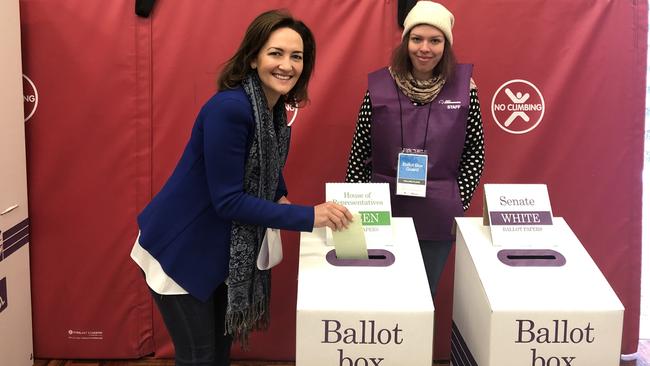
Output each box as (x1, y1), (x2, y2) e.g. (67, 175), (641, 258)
(345, 1), (485, 299)
(131, 10), (352, 366)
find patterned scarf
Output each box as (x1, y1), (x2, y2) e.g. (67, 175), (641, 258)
(225, 72), (291, 345)
(389, 67), (446, 104)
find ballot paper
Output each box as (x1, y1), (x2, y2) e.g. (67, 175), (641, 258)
(332, 213), (368, 259)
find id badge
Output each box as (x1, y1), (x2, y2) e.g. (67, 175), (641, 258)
(396, 148), (427, 197)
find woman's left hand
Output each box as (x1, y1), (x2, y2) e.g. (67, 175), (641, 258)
(277, 196), (291, 205)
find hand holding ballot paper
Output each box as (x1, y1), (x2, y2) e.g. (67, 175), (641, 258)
(313, 201), (354, 231)
(313, 201), (367, 258)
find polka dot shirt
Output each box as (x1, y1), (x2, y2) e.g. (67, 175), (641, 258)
(345, 89), (485, 211)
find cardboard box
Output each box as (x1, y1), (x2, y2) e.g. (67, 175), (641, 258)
(452, 217), (624, 366)
(296, 218), (434, 366)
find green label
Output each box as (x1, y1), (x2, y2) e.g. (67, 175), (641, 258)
(359, 211), (391, 226)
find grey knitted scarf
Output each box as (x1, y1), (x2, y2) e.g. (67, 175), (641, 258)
(225, 72), (291, 345)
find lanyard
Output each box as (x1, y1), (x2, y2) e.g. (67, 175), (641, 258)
(394, 81), (433, 151)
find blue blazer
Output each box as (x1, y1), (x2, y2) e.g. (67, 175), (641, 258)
(137, 87), (314, 301)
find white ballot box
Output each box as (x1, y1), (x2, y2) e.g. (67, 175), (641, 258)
(296, 218), (434, 366)
(451, 217), (624, 366)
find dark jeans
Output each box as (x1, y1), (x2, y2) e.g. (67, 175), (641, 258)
(418, 239), (453, 299)
(150, 283), (232, 366)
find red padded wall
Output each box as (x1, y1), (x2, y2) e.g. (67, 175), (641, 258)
(21, 0), (646, 360)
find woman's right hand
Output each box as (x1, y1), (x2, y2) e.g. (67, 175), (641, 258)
(313, 202), (353, 231)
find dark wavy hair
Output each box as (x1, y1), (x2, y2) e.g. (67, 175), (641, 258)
(218, 9), (316, 107)
(390, 28), (456, 81)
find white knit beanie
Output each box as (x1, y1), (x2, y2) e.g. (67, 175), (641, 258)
(402, 1), (454, 45)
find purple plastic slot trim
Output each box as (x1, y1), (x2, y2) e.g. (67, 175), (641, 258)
(325, 249), (395, 267)
(497, 249), (566, 267)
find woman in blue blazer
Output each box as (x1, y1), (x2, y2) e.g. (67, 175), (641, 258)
(131, 10), (352, 366)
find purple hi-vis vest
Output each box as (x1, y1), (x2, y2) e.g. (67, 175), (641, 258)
(369, 65), (472, 241)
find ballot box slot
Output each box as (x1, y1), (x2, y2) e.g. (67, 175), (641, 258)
(507, 254), (555, 260)
(325, 249), (395, 267)
(497, 249), (566, 267)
